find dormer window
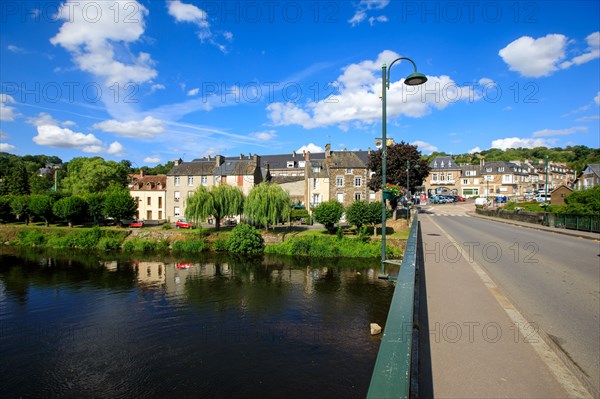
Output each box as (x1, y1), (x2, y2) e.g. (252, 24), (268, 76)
(486, 167), (492, 172)
(287, 161), (295, 168)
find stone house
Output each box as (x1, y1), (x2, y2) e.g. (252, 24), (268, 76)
(550, 184), (573, 205)
(423, 156), (462, 196)
(574, 164), (600, 190)
(129, 173), (167, 221)
(325, 145), (373, 207)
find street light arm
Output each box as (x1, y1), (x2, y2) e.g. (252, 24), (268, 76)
(386, 57), (420, 88)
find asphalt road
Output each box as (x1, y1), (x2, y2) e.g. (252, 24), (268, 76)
(422, 203), (600, 394)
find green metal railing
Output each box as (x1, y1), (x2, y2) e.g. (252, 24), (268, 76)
(553, 214), (600, 233)
(367, 213), (419, 399)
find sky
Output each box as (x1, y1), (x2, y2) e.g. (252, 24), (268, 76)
(0, 0), (599, 166)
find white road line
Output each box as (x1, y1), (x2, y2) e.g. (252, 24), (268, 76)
(427, 216), (593, 399)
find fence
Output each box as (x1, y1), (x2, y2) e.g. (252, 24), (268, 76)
(552, 214), (600, 233)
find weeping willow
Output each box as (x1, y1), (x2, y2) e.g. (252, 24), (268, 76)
(185, 185), (244, 230)
(244, 182), (292, 230)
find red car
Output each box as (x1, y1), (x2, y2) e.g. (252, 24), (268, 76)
(130, 219), (144, 228)
(175, 218), (193, 229)
(455, 196), (466, 202)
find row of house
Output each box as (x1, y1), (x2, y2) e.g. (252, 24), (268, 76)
(128, 147), (599, 222)
(423, 156), (581, 198)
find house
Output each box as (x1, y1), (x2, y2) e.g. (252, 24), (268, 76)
(574, 164), (600, 190)
(325, 145), (373, 207)
(550, 184), (573, 205)
(165, 155), (263, 221)
(424, 156), (461, 196)
(129, 173), (167, 221)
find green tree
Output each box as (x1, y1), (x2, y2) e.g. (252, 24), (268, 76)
(10, 195), (30, 224)
(367, 142), (431, 193)
(53, 196), (87, 227)
(85, 192), (106, 224)
(0, 155), (30, 195)
(29, 173), (54, 194)
(185, 185), (244, 231)
(61, 157), (129, 195)
(28, 194), (55, 226)
(0, 196), (13, 223)
(346, 200), (371, 229)
(312, 200), (345, 233)
(244, 182), (291, 230)
(560, 186), (600, 214)
(103, 190), (137, 223)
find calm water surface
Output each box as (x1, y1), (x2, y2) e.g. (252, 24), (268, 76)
(0, 248), (395, 398)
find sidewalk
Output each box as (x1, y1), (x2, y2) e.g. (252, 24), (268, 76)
(417, 215), (590, 398)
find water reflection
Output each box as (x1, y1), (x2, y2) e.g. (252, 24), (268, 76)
(0, 247), (395, 399)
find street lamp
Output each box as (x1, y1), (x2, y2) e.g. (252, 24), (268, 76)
(380, 57), (427, 276)
(544, 155), (549, 225)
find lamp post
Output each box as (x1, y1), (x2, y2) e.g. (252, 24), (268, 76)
(380, 57), (427, 275)
(544, 155), (549, 225)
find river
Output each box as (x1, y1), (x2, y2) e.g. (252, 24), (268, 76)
(0, 247), (396, 398)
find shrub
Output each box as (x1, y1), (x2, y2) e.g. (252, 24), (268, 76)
(122, 237), (168, 252)
(172, 238), (209, 253)
(212, 238), (228, 252)
(17, 229), (46, 247)
(265, 235), (400, 258)
(97, 237), (121, 251)
(312, 201), (345, 233)
(225, 222), (264, 255)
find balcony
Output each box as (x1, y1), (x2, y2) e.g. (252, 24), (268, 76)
(429, 179), (456, 185)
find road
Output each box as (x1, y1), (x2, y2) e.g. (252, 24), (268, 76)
(420, 201), (600, 395)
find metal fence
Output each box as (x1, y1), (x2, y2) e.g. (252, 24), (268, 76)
(367, 213), (419, 399)
(552, 214), (600, 233)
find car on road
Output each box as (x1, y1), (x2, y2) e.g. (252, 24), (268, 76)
(175, 218), (194, 229)
(475, 197), (491, 206)
(534, 194), (550, 202)
(455, 196), (466, 202)
(495, 196), (508, 203)
(129, 219), (144, 228)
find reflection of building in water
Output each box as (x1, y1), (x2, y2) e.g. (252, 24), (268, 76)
(134, 261), (166, 286)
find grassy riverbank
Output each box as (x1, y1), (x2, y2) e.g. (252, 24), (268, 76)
(0, 223), (406, 258)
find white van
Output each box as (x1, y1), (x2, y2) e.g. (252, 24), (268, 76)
(534, 194), (550, 202)
(475, 197), (490, 206)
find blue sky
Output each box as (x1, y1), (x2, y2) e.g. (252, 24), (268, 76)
(1, 0), (599, 165)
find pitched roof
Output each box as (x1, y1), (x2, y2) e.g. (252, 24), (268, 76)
(270, 176), (304, 184)
(167, 160), (215, 176)
(429, 156), (460, 170)
(131, 175), (167, 191)
(328, 151), (367, 168)
(585, 164), (600, 177)
(213, 159), (258, 176)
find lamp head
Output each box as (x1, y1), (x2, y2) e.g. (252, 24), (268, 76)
(404, 72), (428, 86)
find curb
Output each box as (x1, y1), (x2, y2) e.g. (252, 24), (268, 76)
(467, 211), (600, 241)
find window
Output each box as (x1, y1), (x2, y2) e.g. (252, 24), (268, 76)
(466, 170), (476, 176)
(214, 176), (219, 184)
(174, 207), (180, 216)
(158, 211), (162, 219)
(447, 173), (452, 180)
(298, 161), (305, 168)
(147, 210), (152, 219)
(313, 178), (319, 189)
(188, 191), (194, 197)
(188, 176), (193, 185)
(502, 175), (512, 184)
(486, 167), (492, 172)
(336, 193), (344, 203)
(174, 176), (180, 186)
(336, 176), (344, 187)
(498, 167), (505, 172)
(287, 161), (295, 168)
(313, 166), (320, 173)
(135, 196), (139, 203)
(354, 193), (362, 201)
(147, 197), (151, 206)
(354, 177), (362, 187)
(440, 174), (445, 181)
(463, 179), (469, 185)
(201, 176), (207, 184)
(433, 173), (438, 180)
(346, 168), (352, 174)
(174, 191), (180, 202)
(158, 197), (162, 208)
(312, 193), (322, 205)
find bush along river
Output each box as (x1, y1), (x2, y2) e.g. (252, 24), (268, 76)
(0, 247), (398, 399)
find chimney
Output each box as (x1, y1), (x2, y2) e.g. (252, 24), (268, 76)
(292, 150), (296, 157)
(368, 147), (371, 155)
(325, 143), (331, 160)
(305, 151), (310, 161)
(215, 155), (223, 165)
(140, 169), (144, 177)
(248, 153), (251, 159)
(343, 148), (347, 152)
(480, 156), (485, 167)
(240, 153), (243, 159)
(174, 158), (182, 166)
(254, 154), (259, 163)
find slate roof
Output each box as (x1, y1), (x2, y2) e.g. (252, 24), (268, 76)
(586, 164), (600, 177)
(167, 160), (215, 176)
(328, 151), (368, 168)
(270, 176), (304, 184)
(131, 175), (167, 191)
(429, 156), (460, 170)
(213, 159), (258, 176)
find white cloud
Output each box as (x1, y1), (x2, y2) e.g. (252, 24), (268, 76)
(150, 84), (166, 94)
(491, 137), (555, 150)
(575, 115), (599, 122)
(168, 0), (228, 52)
(0, 131), (8, 139)
(500, 32), (600, 77)
(267, 50), (475, 129)
(499, 34), (567, 77)
(7, 45), (25, 53)
(34, 125), (104, 152)
(411, 140), (438, 154)
(532, 126), (587, 137)
(50, 0), (156, 86)
(0, 143), (17, 152)
(187, 88), (200, 96)
(250, 130), (276, 141)
(0, 94), (19, 121)
(223, 31), (234, 41)
(297, 143), (324, 153)
(560, 31), (600, 69)
(468, 146), (482, 154)
(478, 77), (496, 86)
(93, 116), (165, 139)
(106, 141), (124, 155)
(27, 112), (58, 127)
(349, 0), (389, 26)
(143, 156), (161, 163)
(595, 91), (600, 105)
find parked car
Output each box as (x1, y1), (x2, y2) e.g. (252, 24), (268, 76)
(534, 194), (550, 202)
(455, 196), (466, 202)
(495, 196), (507, 203)
(175, 218), (194, 229)
(475, 197), (490, 206)
(129, 219), (144, 228)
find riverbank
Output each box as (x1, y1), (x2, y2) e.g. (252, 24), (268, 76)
(0, 223), (407, 258)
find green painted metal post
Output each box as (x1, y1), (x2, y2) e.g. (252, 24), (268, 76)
(381, 63), (388, 276)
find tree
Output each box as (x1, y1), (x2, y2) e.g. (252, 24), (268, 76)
(10, 195), (30, 224)
(225, 223), (265, 255)
(0, 196), (13, 223)
(367, 142), (431, 194)
(85, 192), (106, 224)
(53, 196), (87, 227)
(346, 200), (371, 229)
(103, 190), (137, 223)
(185, 185), (244, 231)
(28, 194), (55, 226)
(312, 200), (345, 233)
(0, 156), (30, 195)
(244, 183), (291, 230)
(61, 157), (129, 195)
(560, 186), (600, 214)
